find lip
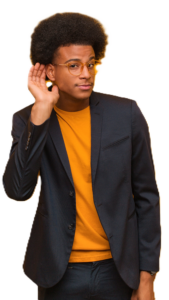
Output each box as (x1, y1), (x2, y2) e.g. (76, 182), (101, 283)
(77, 85), (92, 90)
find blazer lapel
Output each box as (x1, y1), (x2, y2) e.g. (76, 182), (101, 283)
(48, 90), (103, 189)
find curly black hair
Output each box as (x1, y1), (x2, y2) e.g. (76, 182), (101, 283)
(30, 12), (108, 80)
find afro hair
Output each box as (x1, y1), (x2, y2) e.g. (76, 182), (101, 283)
(30, 12), (108, 71)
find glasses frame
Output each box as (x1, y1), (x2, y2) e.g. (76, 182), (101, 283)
(53, 59), (101, 76)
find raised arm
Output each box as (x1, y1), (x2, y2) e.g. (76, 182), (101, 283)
(2, 63), (60, 200)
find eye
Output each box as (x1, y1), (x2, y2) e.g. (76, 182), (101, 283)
(88, 60), (96, 68)
(69, 63), (80, 68)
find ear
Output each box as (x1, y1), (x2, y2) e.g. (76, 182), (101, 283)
(46, 64), (56, 81)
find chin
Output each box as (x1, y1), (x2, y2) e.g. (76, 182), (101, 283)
(61, 89), (90, 99)
(77, 88), (93, 95)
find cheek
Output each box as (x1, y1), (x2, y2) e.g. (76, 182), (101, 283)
(55, 75), (76, 92)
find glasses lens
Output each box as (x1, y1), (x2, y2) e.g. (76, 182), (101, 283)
(68, 60), (101, 76)
(68, 62), (81, 75)
(88, 60), (97, 75)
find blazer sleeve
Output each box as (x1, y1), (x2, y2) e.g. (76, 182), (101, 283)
(131, 100), (161, 272)
(3, 110), (50, 201)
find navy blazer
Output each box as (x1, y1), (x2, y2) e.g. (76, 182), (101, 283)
(3, 90), (161, 290)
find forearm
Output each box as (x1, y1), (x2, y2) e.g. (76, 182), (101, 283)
(30, 102), (53, 125)
(3, 113), (50, 200)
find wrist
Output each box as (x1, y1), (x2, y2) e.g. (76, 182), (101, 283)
(140, 271), (156, 282)
(31, 102), (53, 125)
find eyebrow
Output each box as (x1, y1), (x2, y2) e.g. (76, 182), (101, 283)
(64, 56), (95, 64)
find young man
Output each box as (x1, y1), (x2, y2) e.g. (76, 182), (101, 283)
(3, 12), (161, 300)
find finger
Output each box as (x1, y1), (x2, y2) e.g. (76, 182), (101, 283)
(38, 64), (45, 74)
(52, 85), (59, 94)
(34, 62), (40, 70)
(39, 64), (46, 79)
(32, 62), (41, 81)
(28, 65), (40, 85)
(28, 65), (34, 82)
(39, 68), (47, 87)
(35, 64), (45, 83)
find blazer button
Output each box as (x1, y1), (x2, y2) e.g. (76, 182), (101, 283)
(69, 191), (74, 197)
(68, 224), (74, 230)
(25, 146), (28, 150)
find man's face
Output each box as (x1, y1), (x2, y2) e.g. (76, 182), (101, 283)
(50, 44), (96, 100)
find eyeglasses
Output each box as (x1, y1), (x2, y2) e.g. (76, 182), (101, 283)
(53, 59), (101, 76)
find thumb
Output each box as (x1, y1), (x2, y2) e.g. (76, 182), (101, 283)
(51, 85), (59, 94)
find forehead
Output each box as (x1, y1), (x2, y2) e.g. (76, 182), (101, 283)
(56, 45), (95, 61)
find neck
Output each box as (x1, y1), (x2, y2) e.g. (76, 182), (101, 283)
(55, 90), (90, 112)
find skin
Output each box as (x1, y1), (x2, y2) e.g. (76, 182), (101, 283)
(47, 44), (96, 111)
(131, 271), (156, 300)
(28, 44), (156, 299)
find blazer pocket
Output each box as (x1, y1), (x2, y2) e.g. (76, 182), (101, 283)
(102, 135), (129, 151)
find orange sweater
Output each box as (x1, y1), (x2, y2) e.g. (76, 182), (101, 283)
(54, 104), (112, 262)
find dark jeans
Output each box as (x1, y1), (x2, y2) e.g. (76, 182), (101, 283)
(38, 258), (133, 300)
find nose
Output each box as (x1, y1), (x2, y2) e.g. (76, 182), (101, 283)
(79, 65), (91, 78)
